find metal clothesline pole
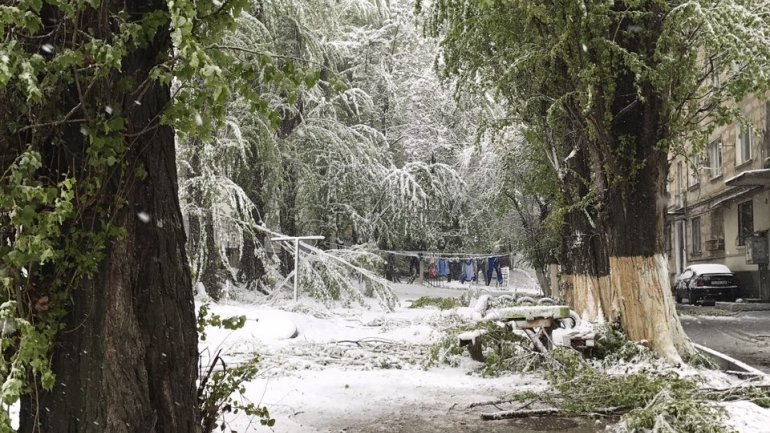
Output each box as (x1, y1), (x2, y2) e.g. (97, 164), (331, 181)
(271, 235), (325, 301)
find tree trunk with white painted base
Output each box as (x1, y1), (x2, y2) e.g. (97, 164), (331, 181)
(591, 65), (694, 361)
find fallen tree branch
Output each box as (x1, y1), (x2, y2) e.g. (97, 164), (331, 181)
(469, 398), (527, 409)
(332, 337), (400, 346)
(480, 406), (625, 420)
(480, 408), (560, 420)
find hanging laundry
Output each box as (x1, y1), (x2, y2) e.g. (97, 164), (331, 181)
(449, 260), (462, 282)
(461, 259), (476, 283)
(476, 258), (486, 283)
(428, 256), (438, 278)
(486, 256), (503, 286)
(437, 259), (450, 277)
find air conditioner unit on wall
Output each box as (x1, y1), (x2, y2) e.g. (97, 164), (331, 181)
(705, 238), (725, 251)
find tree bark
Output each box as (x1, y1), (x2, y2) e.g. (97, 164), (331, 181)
(583, 8), (693, 361)
(18, 1), (199, 431)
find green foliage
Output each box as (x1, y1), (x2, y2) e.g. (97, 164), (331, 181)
(197, 306), (272, 432)
(425, 326), (468, 367)
(591, 323), (653, 363)
(427, 319), (746, 432)
(425, 321), (534, 375)
(545, 348), (695, 413)
(196, 304), (247, 342)
(420, 0), (770, 313)
(408, 296), (462, 310)
(518, 348), (732, 433)
(1, 0), (313, 428)
(198, 356), (275, 432)
(622, 390), (731, 433)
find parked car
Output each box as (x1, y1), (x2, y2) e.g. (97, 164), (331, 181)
(673, 264), (739, 305)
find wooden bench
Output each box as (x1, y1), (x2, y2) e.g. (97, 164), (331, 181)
(484, 306), (571, 353)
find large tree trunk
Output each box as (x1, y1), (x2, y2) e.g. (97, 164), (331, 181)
(586, 11), (693, 360)
(18, 1), (199, 431)
(601, 155), (691, 360)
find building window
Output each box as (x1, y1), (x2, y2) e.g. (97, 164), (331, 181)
(738, 200), (754, 246)
(676, 161), (684, 207)
(737, 124), (752, 165)
(691, 217), (701, 255)
(709, 139), (722, 177)
(688, 154), (700, 187)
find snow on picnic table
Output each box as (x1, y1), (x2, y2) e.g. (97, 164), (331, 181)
(199, 281), (770, 433)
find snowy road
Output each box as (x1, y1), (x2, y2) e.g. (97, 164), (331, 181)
(679, 308), (770, 373)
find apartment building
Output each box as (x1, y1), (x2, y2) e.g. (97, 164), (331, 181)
(667, 98), (770, 301)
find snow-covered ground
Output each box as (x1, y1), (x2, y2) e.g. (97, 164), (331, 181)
(201, 280), (770, 433)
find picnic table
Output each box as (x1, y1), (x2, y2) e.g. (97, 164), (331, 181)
(459, 305), (591, 360)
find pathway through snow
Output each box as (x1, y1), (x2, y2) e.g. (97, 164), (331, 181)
(201, 281), (770, 433)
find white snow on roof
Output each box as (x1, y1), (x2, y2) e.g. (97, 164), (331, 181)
(687, 263), (733, 274)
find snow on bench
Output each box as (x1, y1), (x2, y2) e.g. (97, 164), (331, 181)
(482, 305), (571, 322)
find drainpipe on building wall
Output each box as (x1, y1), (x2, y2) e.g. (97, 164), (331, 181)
(755, 104), (770, 300)
(683, 192), (688, 272)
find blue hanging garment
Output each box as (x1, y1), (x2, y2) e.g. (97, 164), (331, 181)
(486, 256), (503, 286)
(437, 259), (450, 277)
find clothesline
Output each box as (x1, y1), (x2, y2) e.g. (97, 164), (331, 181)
(375, 249), (513, 261)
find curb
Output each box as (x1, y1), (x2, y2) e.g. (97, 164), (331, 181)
(715, 302), (770, 312)
(693, 343), (767, 377)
